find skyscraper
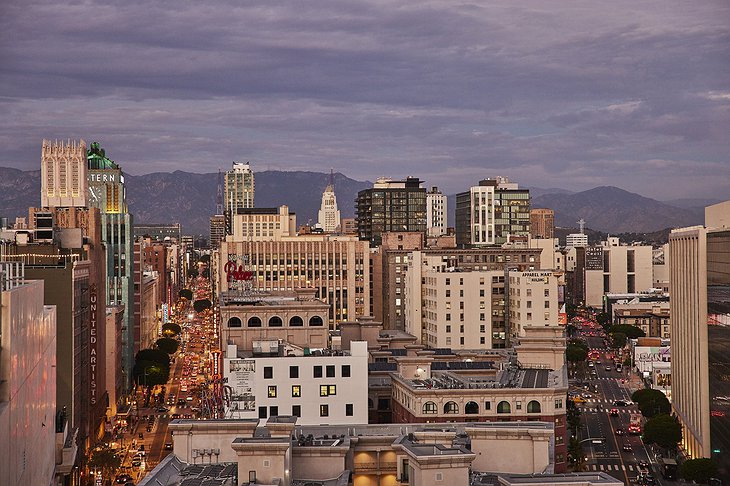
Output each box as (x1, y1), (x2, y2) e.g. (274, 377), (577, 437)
(224, 161), (255, 213)
(455, 177), (530, 247)
(530, 208), (554, 239)
(317, 175), (341, 233)
(426, 186), (447, 237)
(669, 200), (730, 476)
(356, 177), (427, 246)
(41, 139), (88, 207)
(86, 141), (135, 389)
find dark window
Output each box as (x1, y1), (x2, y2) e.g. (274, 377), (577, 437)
(444, 401), (459, 414)
(309, 315), (324, 326)
(314, 366), (323, 378)
(258, 407), (267, 419)
(346, 404), (353, 416)
(247, 316), (262, 327)
(378, 398), (390, 410)
(289, 315), (304, 326)
(290, 366), (299, 379)
(227, 317), (242, 328)
(465, 401), (479, 414)
(268, 316), (283, 327)
(342, 365), (351, 377)
(269, 406), (278, 416)
(292, 405), (301, 417)
(264, 366), (273, 379)
(320, 404), (329, 417)
(326, 365), (335, 377)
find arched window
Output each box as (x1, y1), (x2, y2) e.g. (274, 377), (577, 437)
(423, 401), (437, 414)
(247, 316), (262, 327)
(309, 315), (324, 326)
(444, 401), (459, 414)
(465, 401), (479, 415)
(227, 317), (242, 328)
(289, 315), (304, 327)
(497, 401), (511, 414)
(268, 316), (283, 327)
(527, 400), (541, 413)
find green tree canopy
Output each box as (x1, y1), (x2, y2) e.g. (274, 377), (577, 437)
(611, 332), (627, 349)
(132, 362), (170, 388)
(632, 389), (671, 418)
(179, 288), (193, 300)
(193, 298), (212, 313)
(681, 458), (718, 484)
(596, 312), (611, 328)
(135, 348), (170, 367)
(643, 414), (681, 449)
(88, 445), (122, 480)
(155, 337), (179, 355)
(566, 343), (588, 363)
(609, 324), (646, 339)
(162, 322), (182, 337)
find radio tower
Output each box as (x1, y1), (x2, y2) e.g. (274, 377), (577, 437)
(216, 169), (224, 215)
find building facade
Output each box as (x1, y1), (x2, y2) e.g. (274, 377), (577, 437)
(507, 269), (561, 339)
(133, 223), (182, 242)
(530, 208), (554, 239)
(317, 183), (341, 233)
(224, 162), (254, 217)
(426, 186), (447, 237)
(209, 214), (226, 249)
(41, 139), (88, 208)
(356, 177), (427, 246)
(583, 238), (653, 308)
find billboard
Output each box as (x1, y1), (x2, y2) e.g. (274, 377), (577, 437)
(585, 246), (603, 271)
(226, 359), (256, 413)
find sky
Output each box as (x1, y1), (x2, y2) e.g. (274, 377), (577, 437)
(1, 0), (729, 200)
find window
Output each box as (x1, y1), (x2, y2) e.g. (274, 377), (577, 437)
(291, 385), (301, 397)
(480, 313), (485, 321)
(423, 401), (437, 414)
(527, 400), (541, 413)
(444, 401), (459, 414)
(346, 404), (353, 416)
(342, 365), (351, 377)
(554, 399), (563, 409)
(446, 313), (451, 321)
(268, 315), (283, 327)
(460, 337), (464, 345)
(258, 406), (267, 419)
(545, 300), (550, 308)
(480, 289), (485, 297)
(446, 325), (451, 333)
(264, 366), (273, 379)
(320, 404), (329, 417)
(544, 289), (549, 297)
(314, 366), (322, 378)
(269, 406), (278, 416)
(480, 337), (485, 345)
(320, 385), (337, 396)
(526, 289), (532, 297)
(378, 398), (390, 411)
(527, 301), (532, 308)
(485, 401), (491, 410)
(516, 401), (522, 410)
(289, 315), (304, 326)
(268, 386), (277, 398)
(446, 289), (451, 297)
(326, 365), (335, 378)
(497, 401), (511, 414)
(247, 316), (262, 327)
(227, 317), (242, 328)
(290, 366), (299, 379)
(309, 315), (324, 326)
(292, 405), (301, 417)
(465, 401), (479, 414)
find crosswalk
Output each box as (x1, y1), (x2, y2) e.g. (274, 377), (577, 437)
(587, 463), (646, 473)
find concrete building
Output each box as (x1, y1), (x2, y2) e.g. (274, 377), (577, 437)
(41, 139), (88, 208)
(530, 208), (554, 239)
(669, 200), (730, 476)
(222, 341), (369, 425)
(508, 269), (561, 339)
(220, 289), (331, 350)
(356, 177), (427, 246)
(133, 223), (182, 242)
(583, 238), (653, 308)
(0, 264), (58, 486)
(426, 186), (447, 237)
(340, 217), (357, 235)
(612, 301), (670, 338)
(224, 161), (255, 213)
(209, 214), (227, 250)
(317, 181), (341, 233)
(455, 177), (530, 247)
(565, 233), (589, 249)
(232, 206), (297, 241)
(105, 305), (125, 418)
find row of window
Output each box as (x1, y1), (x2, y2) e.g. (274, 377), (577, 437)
(227, 315), (323, 328)
(267, 384), (338, 398)
(422, 399), (544, 415)
(263, 364), (351, 380)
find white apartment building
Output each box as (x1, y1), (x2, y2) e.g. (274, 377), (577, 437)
(584, 238), (653, 308)
(565, 233), (588, 248)
(508, 269), (560, 339)
(224, 161), (255, 212)
(222, 341), (369, 425)
(317, 183), (341, 233)
(426, 186), (447, 237)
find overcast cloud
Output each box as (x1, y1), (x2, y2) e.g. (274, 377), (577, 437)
(1, 0), (728, 199)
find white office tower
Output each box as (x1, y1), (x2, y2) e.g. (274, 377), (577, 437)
(224, 162), (255, 212)
(426, 186), (447, 237)
(566, 233), (589, 248)
(317, 182), (341, 233)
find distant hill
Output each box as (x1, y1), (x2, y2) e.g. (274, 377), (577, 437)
(532, 186), (702, 233)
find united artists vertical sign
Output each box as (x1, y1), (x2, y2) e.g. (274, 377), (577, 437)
(90, 284), (98, 406)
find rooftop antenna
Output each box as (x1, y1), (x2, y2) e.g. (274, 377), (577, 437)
(577, 219), (586, 234)
(216, 169), (223, 215)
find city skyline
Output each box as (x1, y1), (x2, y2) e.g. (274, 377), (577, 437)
(1, 1), (729, 200)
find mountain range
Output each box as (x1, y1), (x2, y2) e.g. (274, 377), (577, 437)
(0, 167), (718, 236)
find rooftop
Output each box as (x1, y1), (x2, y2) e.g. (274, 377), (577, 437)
(400, 367), (557, 391)
(137, 455), (237, 486)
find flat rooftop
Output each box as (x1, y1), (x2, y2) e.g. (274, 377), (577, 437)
(399, 367), (562, 391)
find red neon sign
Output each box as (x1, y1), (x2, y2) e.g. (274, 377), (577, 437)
(224, 261), (254, 282)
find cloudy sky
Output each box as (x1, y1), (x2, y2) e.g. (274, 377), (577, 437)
(1, 0), (728, 199)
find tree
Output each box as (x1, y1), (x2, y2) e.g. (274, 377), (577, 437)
(132, 361), (170, 388)
(156, 337), (179, 355)
(681, 458), (718, 484)
(643, 414), (681, 449)
(179, 288), (193, 300)
(193, 298), (212, 313)
(162, 322), (182, 337)
(632, 389), (671, 418)
(135, 348), (170, 367)
(609, 324), (646, 339)
(568, 437), (586, 471)
(596, 311), (611, 329)
(88, 445), (122, 481)
(567, 343), (588, 363)
(611, 332), (627, 349)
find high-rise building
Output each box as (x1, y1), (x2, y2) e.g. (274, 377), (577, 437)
(224, 162), (255, 213)
(530, 208), (554, 239)
(86, 141), (135, 389)
(317, 179), (341, 233)
(566, 233), (588, 248)
(356, 177), (427, 246)
(41, 139), (88, 208)
(426, 186), (447, 237)
(455, 177), (530, 247)
(209, 214), (226, 249)
(669, 200), (730, 476)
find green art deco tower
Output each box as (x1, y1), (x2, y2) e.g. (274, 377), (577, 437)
(87, 142), (135, 392)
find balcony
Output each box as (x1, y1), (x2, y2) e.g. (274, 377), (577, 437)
(353, 461), (397, 473)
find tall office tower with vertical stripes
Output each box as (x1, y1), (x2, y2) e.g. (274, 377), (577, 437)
(41, 139), (88, 207)
(224, 162), (255, 231)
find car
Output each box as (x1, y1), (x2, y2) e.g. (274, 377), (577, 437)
(605, 366), (612, 371)
(131, 459), (142, 467)
(134, 451), (145, 458)
(164, 442), (173, 450)
(177, 399), (186, 406)
(157, 407), (169, 413)
(171, 413), (181, 419)
(186, 395), (194, 402)
(610, 408), (619, 416)
(613, 400), (628, 407)
(622, 443), (632, 452)
(615, 428), (625, 435)
(146, 426), (152, 432)
(638, 460), (650, 469)
(116, 474), (134, 484)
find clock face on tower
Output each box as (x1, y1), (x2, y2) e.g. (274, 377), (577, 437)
(89, 186), (100, 203)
